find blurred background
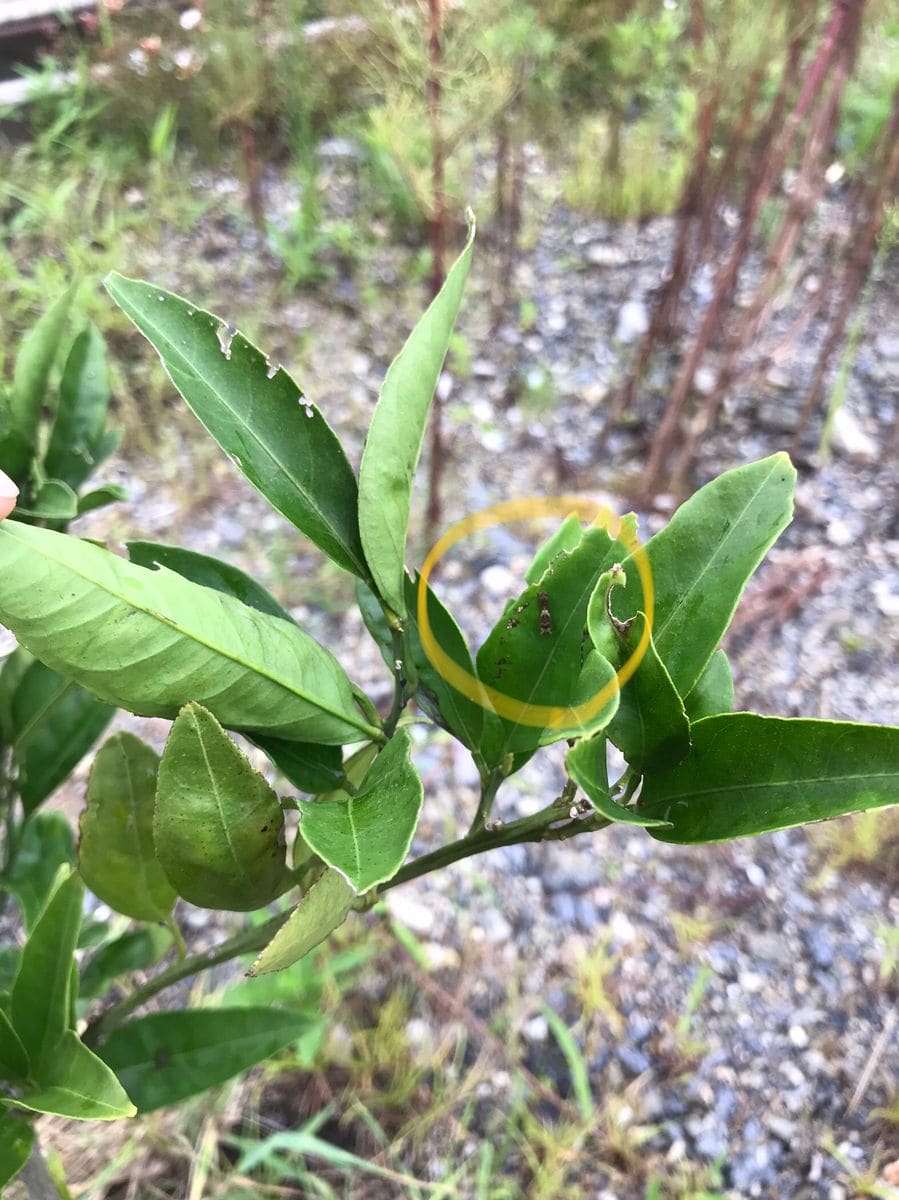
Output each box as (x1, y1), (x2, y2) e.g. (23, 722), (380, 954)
(1, 1), (898, 1196)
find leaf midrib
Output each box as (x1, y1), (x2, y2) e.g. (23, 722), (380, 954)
(3, 524), (372, 739)
(655, 769), (898, 804)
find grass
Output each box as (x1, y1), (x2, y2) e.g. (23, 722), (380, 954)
(563, 115), (689, 221)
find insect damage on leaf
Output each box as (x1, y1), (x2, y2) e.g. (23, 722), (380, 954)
(538, 591), (552, 636)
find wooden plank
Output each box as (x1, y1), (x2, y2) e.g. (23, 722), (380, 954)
(0, 1), (95, 38)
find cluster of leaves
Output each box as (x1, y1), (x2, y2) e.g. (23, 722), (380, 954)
(0, 295), (124, 909)
(0, 229), (897, 1185)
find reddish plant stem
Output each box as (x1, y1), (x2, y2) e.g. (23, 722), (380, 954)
(240, 119), (266, 235)
(672, 0), (863, 483)
(639, 0), (858, 498)
(600, 0), (715, 449)
(791, 83), (899, 454)
(425, 0), (448, 536)
(602, 80), (719, 449)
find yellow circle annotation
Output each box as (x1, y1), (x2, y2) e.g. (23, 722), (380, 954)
(415, 496), (654, 732)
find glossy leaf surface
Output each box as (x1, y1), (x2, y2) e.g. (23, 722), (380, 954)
(11, 283), (77, 442)
(0, 521), (374, 744)
(252, 735), (344, 794)
(14, 478), (77, 521)
(98, 1007), (312, 1112)
(565, 735), (671, 827)
(641, 715), (899, 842)
(684, 649), (734, 722)
(476, 527), (623, 762)
(10, 659), (114, 814)
(249, 869), (355, 976)
(155, 703), (290, 910)
(127, 540), (294, 622)
(14, 1029), (135, 1120)
(298, 729), (423, 892)
(105, 274), (368, 578)
(79, 733), (176, 922)
(45, 324), (111, 488)
(10, 870), (82, 1075)
(615, 454), (795, 698)
(76, 484), (128, 516)
(358, 222), (475, 616)
(0, 1009), (29, 1081)
(4, 812), (75, 931)
(590, 612), (690, 773)
(0, 1114), (33, 1188)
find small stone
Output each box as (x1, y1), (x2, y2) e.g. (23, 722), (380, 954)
(585, 243), (630, 267)
(872, 580), (899, 618)
(875, 333), (899, 360)
(694, 366), (717, 395)
(744, 862), (766, 888)
(830, 406), (878, 463)
(523, 1015), (549, 1042)
(387, 892), (434, 935)
(615, 300), (649, 344)
(480, 564), (516, 600)
(766, 1116), (797, 1143)
(739, 970), (766, 994)
(217, 516), (244, 548)
(610, 911), (637, 945)
(765, 365), (792, 390)
(803, 928), (834, 969)
(882, 1161), (899, 1187)
(826, 517), (857, 548)
(422, 943), (460, 971)
(550, 893), (578, 924)
(619, 1045), (652, 1076)
(481, 911), (513, 944)
(406, 1018), (431, 1048)
(788, 1025), (809, 1048)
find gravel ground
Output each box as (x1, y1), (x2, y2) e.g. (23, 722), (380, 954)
(49, 156), (899, 1196)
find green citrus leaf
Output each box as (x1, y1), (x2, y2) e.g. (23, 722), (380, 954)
(684, 648), (734, 721)
(641, 714), (899, 843)
(45, 324), (111, 489)
(614, 454), (795, 698)
(0, 1112), (34, 1188)
(98, 1007), (313, 1113)
(11, 282), (78, 443)
(155, 703), (291, 910)
(249, 869), (355, 976)
(10, 869), (82, 1075)
(13, 1029), (135, 1120)
(79, 733), (176, 922)
(127, 540), (294, 623)
(358, 219), (475, 616)
(9, 659), (114, 814)
(589, 611), (691, 773)
(0, 521), (376, 745)
(476, 526), (623, 762)
(565, 735), (671, 827)
(105, 274), (367, 578)
(4, 812), (75, 931)
(298, 729), (423, 892)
